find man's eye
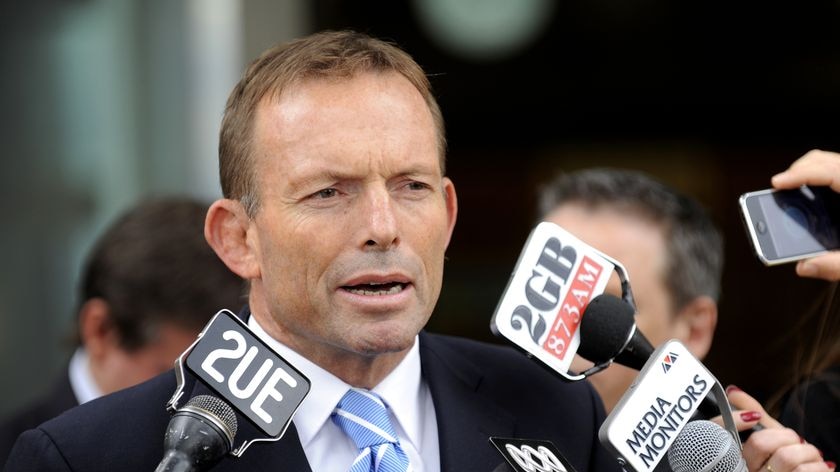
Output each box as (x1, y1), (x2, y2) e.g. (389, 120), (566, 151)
(407, 181), (430, 191)
(313, 188), (338, 199)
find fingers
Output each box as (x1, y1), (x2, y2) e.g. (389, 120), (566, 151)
(769, 149), (840, 282)
(722, 385), (834, 472)
(745, 430), (828, 472)
(726, 385), (782, 428)
(749, 431), (836, 472)
(796, 254), (840, 282)
(771, 149), (840, 192)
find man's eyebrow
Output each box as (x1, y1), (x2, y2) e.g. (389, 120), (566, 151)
(285, 168), (352, 193)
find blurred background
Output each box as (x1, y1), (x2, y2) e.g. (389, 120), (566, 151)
(2, 0), (839, 418)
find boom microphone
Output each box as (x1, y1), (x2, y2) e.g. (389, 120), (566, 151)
(155, 394), (238, 472)
(668, 420), (747, 472)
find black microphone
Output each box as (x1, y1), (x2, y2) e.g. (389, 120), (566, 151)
(668, 420), (747, 472)
(577, 294), (653, 371)
(155, 394), (238, 472)
(579, 294), (764, 437)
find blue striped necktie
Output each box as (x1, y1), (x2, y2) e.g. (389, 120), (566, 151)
(332, 388), (412, 472)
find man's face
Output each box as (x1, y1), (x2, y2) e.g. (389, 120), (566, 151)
(246, 71), (457, 365)
(545, 203), (679, 412)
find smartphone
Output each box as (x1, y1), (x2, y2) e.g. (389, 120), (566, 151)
(739, 185), (840, 265)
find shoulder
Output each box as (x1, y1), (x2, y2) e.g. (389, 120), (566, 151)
(422, 331), (594, 382)
(420, 331), (604, 416)
(4, 371), (177, 471)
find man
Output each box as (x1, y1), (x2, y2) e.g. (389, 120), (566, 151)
(5, 30), (616, 471)
(539, 167), (833, 472)
(538, 168), (722, 414)
(0, 197), (244, 463)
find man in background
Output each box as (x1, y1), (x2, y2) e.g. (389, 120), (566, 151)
(0, 196), (244, 462)
(538, 168), (722, 413)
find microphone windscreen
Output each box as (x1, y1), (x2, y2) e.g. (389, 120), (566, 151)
(578, 294), (635, 363)
(668, 420), (746, 472)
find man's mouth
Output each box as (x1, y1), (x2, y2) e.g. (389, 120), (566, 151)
(342, 281), (408, 296)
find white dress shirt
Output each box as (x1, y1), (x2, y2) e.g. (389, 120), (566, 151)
(248, 316), (440, 472)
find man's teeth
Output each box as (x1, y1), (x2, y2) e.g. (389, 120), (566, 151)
(346, 283), (404, 296)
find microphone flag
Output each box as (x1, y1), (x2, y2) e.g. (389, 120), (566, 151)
(491, 222), (617, 381)
(598, 340), (738, 472)
(168, 309), (311, 457)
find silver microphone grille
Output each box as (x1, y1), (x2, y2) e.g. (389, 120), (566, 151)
(667, 420), (744, 472)
(184, 394), (238, 439)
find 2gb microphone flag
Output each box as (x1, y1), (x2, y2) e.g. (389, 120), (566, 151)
(491, 222), (616, 381)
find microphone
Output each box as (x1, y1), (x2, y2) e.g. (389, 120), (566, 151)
(155, 394), (238, 472)
(579, 294), (763, 435)
(165, 309), (311, 458)
(668, 420), (747, 472)
(577, 294), (653, 371)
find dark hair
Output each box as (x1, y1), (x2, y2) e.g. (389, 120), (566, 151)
(538, 168), (724, 312)
(219, 29), (446, 217)
(769, 282), (840, 417)
(79, 197), (244, 351)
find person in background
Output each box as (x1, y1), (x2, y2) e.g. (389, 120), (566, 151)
(538, 168), (722, 415)
(5, 30), (619, 472)
(0, 196), (244, 463)
(539, 164), (834, 471)
(771, 149), (840, 462)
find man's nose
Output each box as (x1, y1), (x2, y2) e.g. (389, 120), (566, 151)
(361, 187), (399, 250)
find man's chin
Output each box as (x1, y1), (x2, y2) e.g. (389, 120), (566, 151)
(347, 324), (416, 355)
(356, 334), (415, 356)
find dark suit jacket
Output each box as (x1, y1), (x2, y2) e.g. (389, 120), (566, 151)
(5, 328), (619, 472)
(0, 370), (77, 466)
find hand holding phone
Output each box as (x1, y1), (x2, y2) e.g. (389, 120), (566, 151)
(739, 185), (840, 266)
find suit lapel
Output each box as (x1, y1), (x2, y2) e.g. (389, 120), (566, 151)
(419, 332), (516, 471)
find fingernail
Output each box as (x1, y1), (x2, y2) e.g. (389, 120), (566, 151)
(825, 461), (835, 469)
(798, 261), (817, 276)
(726, 385), (742, 394)
(740, 411), (762, 422)
(771, 173), (789, 185)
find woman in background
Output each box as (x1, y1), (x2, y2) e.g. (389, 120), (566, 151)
(770, 149), (840, 462)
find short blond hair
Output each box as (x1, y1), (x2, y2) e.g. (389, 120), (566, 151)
(218, 29), (446, 216)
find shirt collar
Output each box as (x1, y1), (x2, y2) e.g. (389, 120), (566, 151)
(68, 347), (103, 404)
(247, 315), (424, 450)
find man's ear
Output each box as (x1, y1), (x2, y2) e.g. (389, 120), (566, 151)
(205, 199), (261, 279)
(674, 295), (718, 360)
(442, 177), (458, 248)
(79, 298), (117, 359)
